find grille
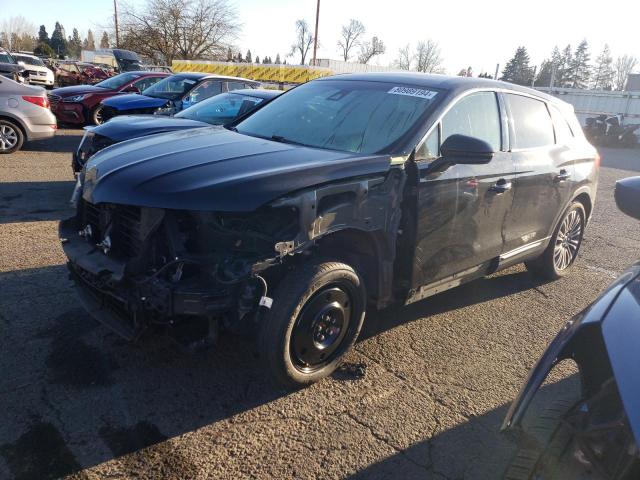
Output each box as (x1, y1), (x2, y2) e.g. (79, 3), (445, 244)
(38, 71), (47, 77)
(82, 201), (144, 258)
(47, 93), (61, 109)
(25, 70), (38, 76)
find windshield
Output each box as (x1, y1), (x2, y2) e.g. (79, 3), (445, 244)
(176, 92), (264, 125)
(118, 58), (143, 71)
(14, 55), (44, 66)
(235, 80), (441, 154)
(94, 72), (142, 90)
(0, 52), (16, 64)
(142, 75), (197, 99)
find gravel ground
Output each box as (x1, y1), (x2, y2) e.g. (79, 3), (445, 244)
(0, 129), (638, 480)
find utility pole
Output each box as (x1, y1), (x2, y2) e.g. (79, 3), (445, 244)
(311, 0), (320, 66)
(494, 63), (499, 80)
(113, 0), (120, 48)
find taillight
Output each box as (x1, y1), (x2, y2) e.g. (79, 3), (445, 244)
(594, 151), (601, 168)
(22, 96), (50, 109)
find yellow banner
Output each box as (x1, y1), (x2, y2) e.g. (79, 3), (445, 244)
(172, 61), (332, 84)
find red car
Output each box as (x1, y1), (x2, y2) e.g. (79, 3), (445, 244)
(48, 71), (169, 125)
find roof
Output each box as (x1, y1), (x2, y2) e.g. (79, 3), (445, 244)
(318, 72), (561, 105)
(174, 72), (260, 84)
(229, 88), (281, 99)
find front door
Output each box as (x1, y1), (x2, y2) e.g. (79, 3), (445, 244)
(409, 91), (515, 289)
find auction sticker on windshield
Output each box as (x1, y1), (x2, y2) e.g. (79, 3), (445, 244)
(388, 86), (438, 99)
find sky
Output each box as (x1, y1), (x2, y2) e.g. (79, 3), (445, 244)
(1, 0), (638, 75)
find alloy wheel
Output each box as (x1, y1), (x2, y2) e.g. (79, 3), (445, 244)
(554, 209), (583, 271)
(93, 106), (104, 125)
(0, 124), (18, 151)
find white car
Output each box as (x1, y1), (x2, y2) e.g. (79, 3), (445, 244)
(12, 53), (55, 89)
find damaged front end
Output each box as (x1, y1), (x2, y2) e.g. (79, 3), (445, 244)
(60, 165), (405, 344)
(60, 198), (300, 342)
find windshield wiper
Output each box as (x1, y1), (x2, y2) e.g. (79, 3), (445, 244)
(270, 135), (307, 147)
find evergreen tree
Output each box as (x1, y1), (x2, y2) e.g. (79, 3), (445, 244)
(68, 28), (82, 58)
(592, 44), (614, 90)
(275, 53), (281, 64)
(34, 42), (54, 57)
(235, 51), (243, 62)
(501, 46), (533, 85)
(38, 25), (49, 45)
(245, 49), (252, 63)
(568, 40), (591, 89)
(536, 46), (563, 87)
(100, 31), (109, 48)
(50, 22), (67, 56)
(226, 47), (233, 61)
(255, 55), (260, 64)
(83, 29), (95, 50)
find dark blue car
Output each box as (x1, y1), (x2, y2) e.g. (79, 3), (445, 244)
(73, 89), (281, 172)
(98, 72), (259, 123)
(502, 176), (640, 479)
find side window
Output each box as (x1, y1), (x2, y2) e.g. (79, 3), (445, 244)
(415, 127), (439, 162)
(441, 92), (501, 151)
(506, 94), (555, 149)
(133, 76), (162, 92)
(188, 80), (222, 104)
(549, 105), (575, 145)
(226, 81), (248, 92)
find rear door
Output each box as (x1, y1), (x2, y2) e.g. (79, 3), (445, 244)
(410, 91), (515, 288)
(502, 93), (575, 255)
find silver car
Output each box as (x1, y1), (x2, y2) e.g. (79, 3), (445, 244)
(0, 76), (57, 153)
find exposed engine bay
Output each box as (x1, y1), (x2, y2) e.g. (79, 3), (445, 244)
(60, 168), (405, 344)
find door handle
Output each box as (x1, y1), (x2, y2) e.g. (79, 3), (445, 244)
(555, 169), (571, 182)
(489, 178), (512, 193)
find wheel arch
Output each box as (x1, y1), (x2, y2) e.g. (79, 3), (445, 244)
(0, 113), (27, 140)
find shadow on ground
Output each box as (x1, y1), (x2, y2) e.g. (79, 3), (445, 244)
(0, 263), (557, 480)
(347, 374), (580, 480)
(22, 133), (83, 154)
(0, 181), (75, 224)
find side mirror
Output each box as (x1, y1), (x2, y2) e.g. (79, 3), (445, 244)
(615, 176), (640, 220)
(441, 134), (494, 164)
(123, 85), (140, 93)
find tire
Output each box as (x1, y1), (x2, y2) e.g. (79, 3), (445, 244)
(258, 261), (366, 388)
(526, 202), (586, 280)
(91, 104), (105, 125)
(0, 119), (24, 154)
(504, 397), (580, 480)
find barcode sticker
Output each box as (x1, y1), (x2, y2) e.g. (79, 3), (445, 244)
(259, 296), (273, 309)
(388, 87), (438, 99)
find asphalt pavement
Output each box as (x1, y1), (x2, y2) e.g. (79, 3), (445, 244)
(0, 129), (638, 480)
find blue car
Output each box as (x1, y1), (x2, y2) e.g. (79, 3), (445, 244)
(98, 72), (259, 123)
(73, 89), (281, 172)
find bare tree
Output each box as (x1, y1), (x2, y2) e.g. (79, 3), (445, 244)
(357, 36), (385, 64)
(0, 16), (35, 51)
(119, 0), (240, 64)
(414, 39), (444, 73)
(289, 19), (313, 65)
(614, 55), (638, 91)
(337, 19), (365, 62)
(394, 44), (412, 70)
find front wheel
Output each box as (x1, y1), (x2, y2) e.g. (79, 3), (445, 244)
(258, 261), (366, 388)
(526, 202), (586, 280)
(91, 105), (105, 125)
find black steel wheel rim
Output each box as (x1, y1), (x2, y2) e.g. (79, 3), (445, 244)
(290, 283), (355, 373)
(554, 209), (583, 271)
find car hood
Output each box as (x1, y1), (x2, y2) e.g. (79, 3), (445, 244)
(90, 114), (209, 142)
(52, 85), (111, 96)
(0, 63), (23, 73)
(82, 127), (391, 212)
(101, 94), (168, 110)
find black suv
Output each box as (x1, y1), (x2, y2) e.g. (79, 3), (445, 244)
(59, 73), (598, 387)
(0, 49), (25, 82)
